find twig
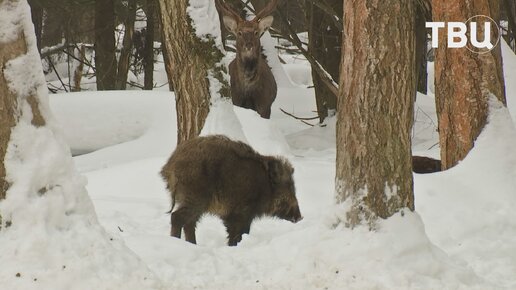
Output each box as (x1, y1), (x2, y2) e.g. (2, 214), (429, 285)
(280, 108), (319, 120)
(428, 142), (439, 150)
(47, 56), (68, 93)
(280, 108), (318, 127)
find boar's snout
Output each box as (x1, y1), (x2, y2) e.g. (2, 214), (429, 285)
(274, 200), (302, 223)
(289, 206), (303, 223)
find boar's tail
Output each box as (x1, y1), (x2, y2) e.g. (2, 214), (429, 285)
(166, 195), (176, 214)
(162, 168), (178, 214)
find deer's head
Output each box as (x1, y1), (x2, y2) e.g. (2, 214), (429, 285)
(215, 0), (278, 64)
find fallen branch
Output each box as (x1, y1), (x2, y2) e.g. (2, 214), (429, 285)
(280, 108), (318, 126)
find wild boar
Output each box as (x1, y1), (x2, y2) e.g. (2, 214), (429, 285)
(412, 156), (442, 174)
(161, 135), (302, 246)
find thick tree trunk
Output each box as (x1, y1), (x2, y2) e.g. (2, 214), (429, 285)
(116, 0), (137, 90)
(336, 0), (416, 228)
(157, 4), (174, 91)
(434, 0), (506, 170)
(307, 0), (341, 122)
(415, 4), (429, 94)
(95, 0), (117, 90)
(0, 32), (45, 200)
(0, 37), (22, 200)
(503, 0), (516, 50)
(158, 0), (229, 144)
(144, 0), (156, 90)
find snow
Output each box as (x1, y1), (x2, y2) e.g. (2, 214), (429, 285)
(2, 2), (516, 286)
(11, 40), (511, 289)
(187, 0), (223, 48)
(416, 97), (516, 288)
(503, 40), (516, 118)
(0, 1), (161, 289)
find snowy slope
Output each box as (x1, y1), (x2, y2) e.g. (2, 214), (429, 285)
(0, 1), (162, 289)
(3, 14), (515, 287)
(41, 42), (516, 288)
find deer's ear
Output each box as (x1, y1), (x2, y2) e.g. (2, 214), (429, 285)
(223, 16), (238, 34)
(258, 16), (274, 35)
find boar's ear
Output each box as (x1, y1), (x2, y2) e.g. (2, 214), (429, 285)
(267, 158), (290, 185)
(267, 159), (282, 185)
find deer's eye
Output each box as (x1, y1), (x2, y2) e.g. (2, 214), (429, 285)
(237, 31), (242, 36)
(254, 31), (258, 36)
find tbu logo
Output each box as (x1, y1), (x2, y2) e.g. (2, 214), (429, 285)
(426, 15), (501, 54)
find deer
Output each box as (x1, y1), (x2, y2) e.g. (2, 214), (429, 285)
(215, 0), (278, 119)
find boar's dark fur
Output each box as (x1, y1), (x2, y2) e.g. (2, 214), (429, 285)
(161, 135), (302, 246)
(412, 156), (442, 174)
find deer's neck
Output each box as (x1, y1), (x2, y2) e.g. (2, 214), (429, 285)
(238, 56), (260, 81)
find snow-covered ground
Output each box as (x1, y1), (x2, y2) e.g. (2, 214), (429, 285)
(2, 12), (516, 285)
(11, 40), (510, 289)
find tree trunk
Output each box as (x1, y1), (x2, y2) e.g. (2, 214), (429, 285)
(433, 0), (506, 170)
(41, 4), (63, 47)
(503, 0), (516, 50)
(28, 0), (43, 51)
(95, 0), (117, 90)
(0, 35), (46, 201)
(158, 0), (229, 144)
(72, 45), (86, 92)
(144, 0), (156, 90)
(157, 4), (174, 91)
(116, 0), (137, 90)
(336, 0), (416, 228)
(307, 0), (341, 122)
(415, 3), (429, 94)
(0, 36), (22, 201)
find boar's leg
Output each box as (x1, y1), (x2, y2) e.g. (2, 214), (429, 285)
(170, 211), (182, 238)
(223, 215), (253, 246)
(171, 207), (199, 243)
(184, 219), (200, 244)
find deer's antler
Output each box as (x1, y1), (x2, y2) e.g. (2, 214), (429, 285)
(253, 0), (279, 21)
(215, 0), (243, 21)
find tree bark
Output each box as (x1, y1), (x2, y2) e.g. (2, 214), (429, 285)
(115, 0), (137, 90)
(433, 0), (506, 170)
(144, 0), (156, 90)
(336, 0), (416, 228)
(307, 0), (341, 122)
(72, 45), (86, 92)
(503, 0), (516, 50)
(0, 37), (22, 200)
(158, 0), (229, 144)
(95, 0), (117, 90)
(0, 30), (45, 200)
(415, 3), (429, 94)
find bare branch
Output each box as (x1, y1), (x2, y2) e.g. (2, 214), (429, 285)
(305, 0), (342, 31)
(275, 9), (339, 98)
(46, 56), (68, 93)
